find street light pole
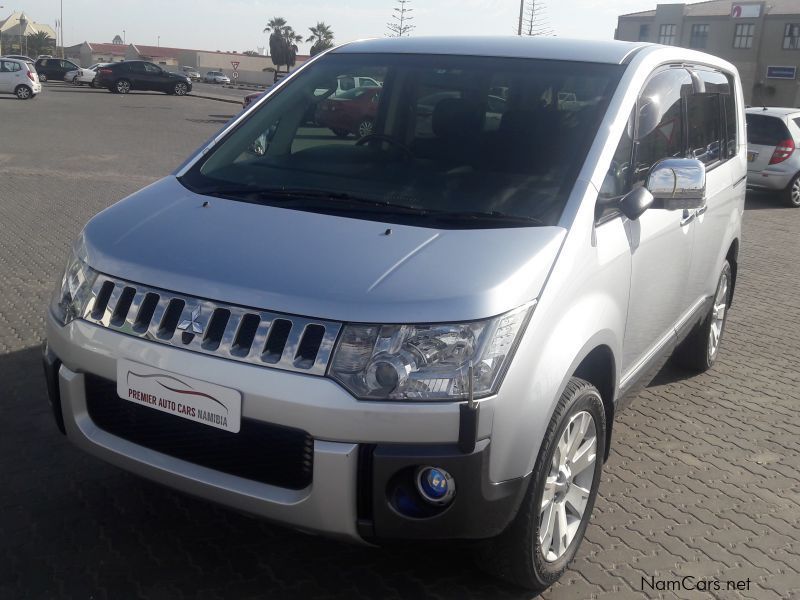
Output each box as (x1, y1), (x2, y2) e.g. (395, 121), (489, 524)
(60, 0), (64, 57)
(518, 0), (525, 35)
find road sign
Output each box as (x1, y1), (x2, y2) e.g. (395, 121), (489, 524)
(232, 71), (239, 79)
(766, 66), (797, 80)
(231, 61), (240, 71)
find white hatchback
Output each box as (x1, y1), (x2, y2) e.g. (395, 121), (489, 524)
(0, 57), (41, 99)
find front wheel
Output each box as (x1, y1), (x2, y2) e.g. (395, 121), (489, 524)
(784, 173), (800, 208)
(14, 85), (33, 99)
(477, 378), (605, 591)
(357, 119), (374, 139)
(172, 82), (189, 96)
(673, 260), (732, 372)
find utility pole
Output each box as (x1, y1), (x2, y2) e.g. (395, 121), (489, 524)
(60, 0), (64, 57)
(518, 0), (524, 36)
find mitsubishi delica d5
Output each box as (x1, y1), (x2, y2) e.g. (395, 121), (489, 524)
(44, 37), (745, 591)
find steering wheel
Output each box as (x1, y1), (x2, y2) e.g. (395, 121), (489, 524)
(355, 134), (414, 159)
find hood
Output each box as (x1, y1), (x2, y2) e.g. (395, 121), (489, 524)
(81, 177), (565, 323)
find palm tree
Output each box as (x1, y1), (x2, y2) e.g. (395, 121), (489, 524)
(263, 17), (302, 78)
(26, 31), (54, 57)
(307, 22), (334, 56)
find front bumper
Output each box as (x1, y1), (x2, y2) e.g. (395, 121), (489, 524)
(44, 315), (519, 542)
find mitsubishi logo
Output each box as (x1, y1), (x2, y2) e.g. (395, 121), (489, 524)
(177, 305), (203, 342)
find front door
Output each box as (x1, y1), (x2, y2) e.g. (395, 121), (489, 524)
(621, 67), (696, 376)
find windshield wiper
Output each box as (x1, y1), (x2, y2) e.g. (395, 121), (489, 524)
(429, 211), (544, 226)
(203, 187), (431, 215)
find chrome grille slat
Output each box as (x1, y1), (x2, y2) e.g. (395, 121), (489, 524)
(81, 275), (342, 376)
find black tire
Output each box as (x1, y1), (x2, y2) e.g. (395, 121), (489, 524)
(14, 85), (33, 100)
(172, 82), (189, 96)
(477, 378), (606, 591)
(784, 173), (800, 208)
(115, 79), (131, 94)
(331, 128), (350, 138)
(673, 260), (732, 372)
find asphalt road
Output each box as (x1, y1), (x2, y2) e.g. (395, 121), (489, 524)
(1, 82), (799, 600)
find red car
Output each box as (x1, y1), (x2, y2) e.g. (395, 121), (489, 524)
(315, 87), (381, 138)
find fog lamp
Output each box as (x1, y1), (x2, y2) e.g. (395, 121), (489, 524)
(416, 466), (455, 506)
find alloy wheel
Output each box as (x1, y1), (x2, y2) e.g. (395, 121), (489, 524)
(791, 177), (800, 207)
(16, 86), (31, 99)
(708, 270), (729, 360)
(116, 80), (130, 94)
(175, 83), (188, 96)
(358, 120), (374, 138)
(539, 410), (597, 563)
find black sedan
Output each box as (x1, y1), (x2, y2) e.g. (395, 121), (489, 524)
(95, 61), (192, 95)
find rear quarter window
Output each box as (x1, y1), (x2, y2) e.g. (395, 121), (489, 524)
(746, 114), (791, 146)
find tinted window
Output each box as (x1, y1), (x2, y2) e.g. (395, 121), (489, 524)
(633, 68), (691, 185)
(687, 94), (721, 164)
(128, 62), (146, 73)
(746, 114), (791, 146)
(1, 60), (21, 72)
(143, 63), (161, 73)
(793, 117), (800, 130)
(182, 54), (623, 229)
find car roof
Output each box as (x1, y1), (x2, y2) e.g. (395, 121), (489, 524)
(746, 106), (800, 118)
(2, 57), (32, 66)
(332, 36), (651, 65)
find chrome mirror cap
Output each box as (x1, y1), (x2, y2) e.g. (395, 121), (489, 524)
(647, 158), (707, 210)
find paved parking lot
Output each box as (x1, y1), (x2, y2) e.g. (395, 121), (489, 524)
(1, 82), (799, 600)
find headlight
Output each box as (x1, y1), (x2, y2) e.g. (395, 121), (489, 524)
(329, 304), (533, 401)
(50, 249), (98, 325)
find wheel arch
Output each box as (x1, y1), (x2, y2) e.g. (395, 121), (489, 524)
(572, 344), (616, 462)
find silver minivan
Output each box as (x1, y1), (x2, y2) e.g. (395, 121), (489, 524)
(44, 37), (745, 591)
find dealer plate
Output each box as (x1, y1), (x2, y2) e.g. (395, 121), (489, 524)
(116, 359), (241, 433)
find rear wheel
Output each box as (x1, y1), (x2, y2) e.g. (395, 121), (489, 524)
(673, 260), (732, 372)
(357, 119), (374, 139)
(784, 173), (800, 208)
(115, 79), (131, 94)
(14, 85), (32, 99)
(72, 76), (81, 86)
(477, 378), (605, 591)
(39, 73), (47, 82)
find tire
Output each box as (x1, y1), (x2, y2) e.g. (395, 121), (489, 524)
(172, 82), (188, 96)
(72, 76), (81, 86)
(673, 260), (732, 372)
(784, 173), (800, 208)
(477, 378), (605, 591)
(331, 128), (350, 138)
(357, 119), (374, 139)
(39, 73), (47, 82)
(115, 79), (131, 94)
(14, 85), (32, 100)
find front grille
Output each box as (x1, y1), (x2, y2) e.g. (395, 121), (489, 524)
(81, 275), (342, 376)
(85, 374), (314, 490)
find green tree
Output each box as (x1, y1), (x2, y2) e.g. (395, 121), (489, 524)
(386, 0), (415, 37)
(264, 17), (302, 77)
(307, 22), (334, 56)
(26, 31), (55, 57)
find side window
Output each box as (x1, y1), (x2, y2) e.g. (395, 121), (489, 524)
(633, 68), (691, 186)
(128, 62), (146, 74)
(143, 63), (161, 73)
(687, 94), (721, 164)
(597, 109), (635, 220)
(338, 76), (355, 92)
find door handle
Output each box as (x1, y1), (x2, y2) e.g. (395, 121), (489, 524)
(680, 209), (695, 227)
(695, 205), (708, 217)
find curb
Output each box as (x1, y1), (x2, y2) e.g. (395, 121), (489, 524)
(188, 93), (243, 105)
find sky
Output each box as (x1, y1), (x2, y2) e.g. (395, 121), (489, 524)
(2, 0), (686, 53)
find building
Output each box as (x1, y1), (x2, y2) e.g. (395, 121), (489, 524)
(616, 1), (800, 107)
(65, 41), (309, 86)
(0, 11), (57, 55)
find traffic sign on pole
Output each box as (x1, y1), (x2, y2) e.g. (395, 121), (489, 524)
(231, 61), (240, 71)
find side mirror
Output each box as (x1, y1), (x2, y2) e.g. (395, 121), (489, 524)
(646, 158), (706, 210)
(620, 186), (654, 221)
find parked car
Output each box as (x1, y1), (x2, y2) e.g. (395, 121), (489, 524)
(0, 57), (41, 99)
(65, 64), (102, 86)
(34, 57), (80, 82)
(204, 70), (230, 84)
(2, 54), (34, 63)
(181, 66), (201, 81)
(745, 107), (800, 207)
(242, 90), (265, 110)
(95, 61), (192, 95)
(332, 74), (381, 95)
(44, 37), (745, 592)
(315, 86), (381, 138)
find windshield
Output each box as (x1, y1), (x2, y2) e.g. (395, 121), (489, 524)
(181, 53), (623, 228)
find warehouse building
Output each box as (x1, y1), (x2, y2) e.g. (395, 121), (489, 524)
(616, 0), (800, 106)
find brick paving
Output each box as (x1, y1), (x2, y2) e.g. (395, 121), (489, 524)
(1, 84), (798, 599)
